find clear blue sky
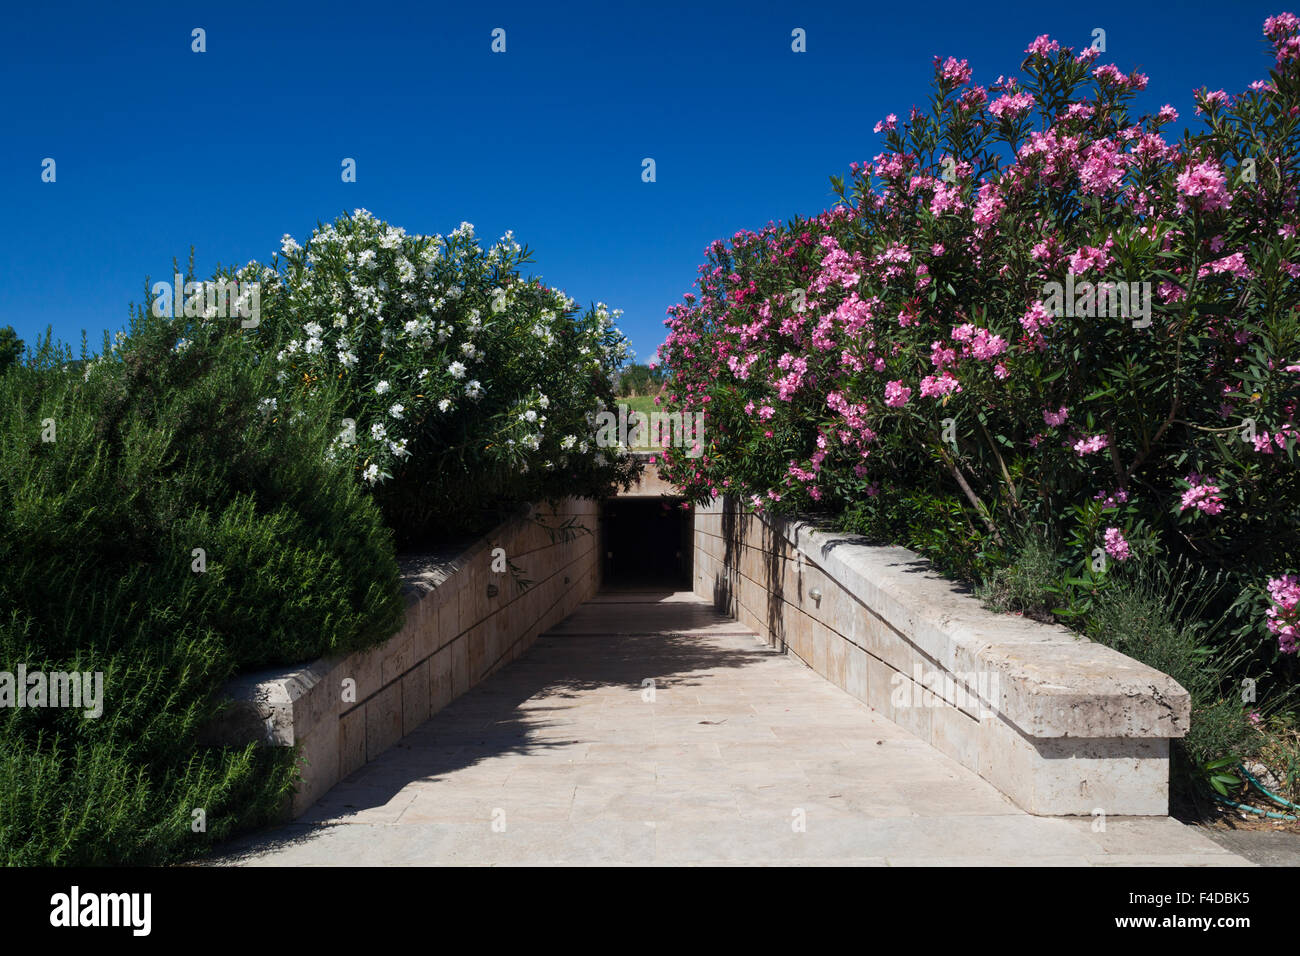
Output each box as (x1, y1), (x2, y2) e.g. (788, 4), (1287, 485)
(0, 0), (1286, 363)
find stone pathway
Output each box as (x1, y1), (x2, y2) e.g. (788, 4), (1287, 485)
(217, 591), (1250, 866)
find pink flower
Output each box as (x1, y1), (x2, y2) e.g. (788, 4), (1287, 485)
(1265, 13), (1300, 39)
(1195, 89), (1230, 115)
(1020, 300), (1054, 333)
(1103, 527), (1131, 561)
(969, 329), (1007, 361)
(810, 236), (865, 292)
(1175, 160), (1229, 213)
(937, 56), (973, 85)
(1077, 139), (1128, 195)
(972, 184), (1007, 227)
(1180, 476), (1225, 515)
(930, 341), (957, 369)
(884, 380), (912, 407)
(930, 181), (965, 216)
(1068, 244), (1113, 275)
(1043, 406), (1068, 427)
(988, 91), (1035, 120)
(1093, 64), (1125, 86)
(874, 113), (898, 133)
(919, 372), (962, 398)
(1025, 35), (1060, 57)
(1073, 434), (1109, 455)
(1197, 252), (1253, 280)
(1264, 573), (1300, 654)
(1094, 488), (1129, 508)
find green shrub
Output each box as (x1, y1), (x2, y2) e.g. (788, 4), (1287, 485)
(0, 300), (405, 865)
(975, 527), (1060, 621)
(1082, 556), (1271, 790)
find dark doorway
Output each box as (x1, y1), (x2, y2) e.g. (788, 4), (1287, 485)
(601, 498), (692, 588)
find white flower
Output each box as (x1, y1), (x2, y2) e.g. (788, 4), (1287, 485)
(388, 438), (411, 458)
(438, 398), (452, 412)
(363, 464), (380, 484)
(561, 435), (576, 450)
(375, 380), (390, 395)
(389, 403), (404, 419)
(259, 398), (277, 413)
(448, 361), (467, 379)
(303, 337), (323, 355)
(281, 234), (300, 254)
(371, 422), (387, 440)
(303, 321), (323, 338)
(418, 368), (430, 379)
(357, 250), (377, 269)
(464, 380), (483, 399)
(460, 341), (477, 358)
(522, 409), (538, 423)
(538, 394), (549, 409)
(338, 350), (358, 368)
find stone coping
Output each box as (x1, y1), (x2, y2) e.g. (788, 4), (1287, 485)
(200, 499), (599, 809)
(764, 512), (1190, 740)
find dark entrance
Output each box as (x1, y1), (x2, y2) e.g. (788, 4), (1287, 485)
(601, 498), (692, 588)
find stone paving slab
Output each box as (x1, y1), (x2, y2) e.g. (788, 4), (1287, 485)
(215, 591), (1250, 866)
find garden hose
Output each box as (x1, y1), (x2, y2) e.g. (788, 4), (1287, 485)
(1238, 762), (1300, 812)
(1212, 794), (1298, 821)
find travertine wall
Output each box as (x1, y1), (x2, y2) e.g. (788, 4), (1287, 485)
(211, 498), (600, 818)
(617, 452), (678, 497)
(694, 495), (1189, 816)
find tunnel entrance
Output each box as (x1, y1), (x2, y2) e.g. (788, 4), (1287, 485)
(600, 498), (692, 588)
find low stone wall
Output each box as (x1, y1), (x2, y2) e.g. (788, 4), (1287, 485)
(694, 496), (1189, 815)
(206, 498), (600, 818)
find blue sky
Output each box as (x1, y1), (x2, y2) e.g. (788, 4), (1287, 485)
(0, 0), (1287, 364)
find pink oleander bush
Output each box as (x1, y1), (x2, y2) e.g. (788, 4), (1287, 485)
(658, 15), (1300, 689)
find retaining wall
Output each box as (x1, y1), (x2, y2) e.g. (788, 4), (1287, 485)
(694, 496), (1190, 815)
(205, 498), (600, 818)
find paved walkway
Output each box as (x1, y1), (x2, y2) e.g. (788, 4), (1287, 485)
(218, 591), (1249, 866)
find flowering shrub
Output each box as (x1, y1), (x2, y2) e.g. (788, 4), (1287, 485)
(657, 16), (1300, 665)
(1267, 575), (1300, 653)
(256, 211), (639, 544)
